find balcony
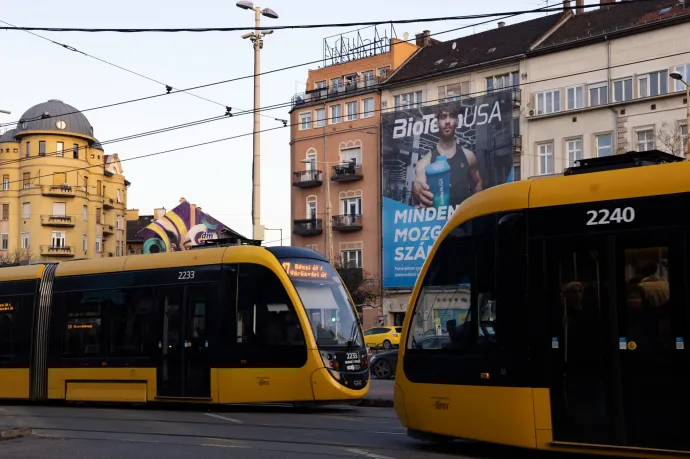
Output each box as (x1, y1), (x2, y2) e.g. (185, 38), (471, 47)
(103, 198), (115, 210)
(293, 219), (323, 236)
(332, 214), (363, 232)
(513, 134), (522, 153)
(292, 170), (323, 188)
(291, 74), (385, 110)
(41, 215), (75, 227)
(331, 162), (363, 182)
(40, 245), (76, 257)
(103, 224), (114, 235)
(41, 184), (76, 198)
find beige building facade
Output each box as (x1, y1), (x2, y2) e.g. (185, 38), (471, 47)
(0, 99), (130, 263)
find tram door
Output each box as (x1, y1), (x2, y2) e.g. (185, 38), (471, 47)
(157, 285), (212, 399)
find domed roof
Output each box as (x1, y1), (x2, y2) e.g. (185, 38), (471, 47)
(92, 138), (104, 151)
(14, 99), (94, 139)
(0, 128), (18, 143)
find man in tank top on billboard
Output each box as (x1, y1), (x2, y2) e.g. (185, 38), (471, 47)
(411, 102), (483, 208)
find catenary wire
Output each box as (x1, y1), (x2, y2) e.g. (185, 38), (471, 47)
(0, 0), (648, 129)
(0, 0), (653, 33)
(0, 19), (284, 123)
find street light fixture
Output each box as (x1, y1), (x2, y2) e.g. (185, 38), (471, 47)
(300, 158), (336, 262)
(237, 1), (278, 242)
(670, 71), (690, 156)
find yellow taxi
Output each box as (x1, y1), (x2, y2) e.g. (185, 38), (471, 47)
(363, 326), (402, 350)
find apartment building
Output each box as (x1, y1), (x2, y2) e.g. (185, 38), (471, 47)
(0, 99), (130, 262)
(377, 14), (565, 325)
(523, 0), (690, 177)
(289, 28), (418, 326)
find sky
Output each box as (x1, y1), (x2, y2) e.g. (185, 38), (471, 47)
(0, 0), (550, 246)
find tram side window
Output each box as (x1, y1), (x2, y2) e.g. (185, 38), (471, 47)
(108, 288), (155, 357)
(63, 291), (104, 358)
(0, 297), (21, 363)
(236, 264), (306, 348)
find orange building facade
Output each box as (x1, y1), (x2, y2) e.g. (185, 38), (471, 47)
(289, 32), (418, 328)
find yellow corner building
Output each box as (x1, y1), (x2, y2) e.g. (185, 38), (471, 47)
(0, 99), (130, 262)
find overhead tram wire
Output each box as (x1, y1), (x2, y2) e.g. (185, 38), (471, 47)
(0, 0), (653, 33)
(3, 44), (690, 169)
(0, 0), (649, 129)
(0, 19), (286, 125)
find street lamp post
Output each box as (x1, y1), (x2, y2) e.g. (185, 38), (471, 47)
(237, 1), (278, 241)
(670, 71), (690, 156)
(300, 159), (335, 263)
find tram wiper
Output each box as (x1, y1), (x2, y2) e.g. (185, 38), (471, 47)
(344, 321), (358, 353)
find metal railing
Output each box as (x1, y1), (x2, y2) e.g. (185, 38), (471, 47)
(292, 218), (323, 236)
(292, 170), (323, 187)
(40, 215), (75, 226)
(332, 214), (363, 231)
(292, 74), (385, 110)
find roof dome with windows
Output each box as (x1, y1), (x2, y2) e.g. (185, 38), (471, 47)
(13, 99), (95, 139)
(0, 128), (17, 143)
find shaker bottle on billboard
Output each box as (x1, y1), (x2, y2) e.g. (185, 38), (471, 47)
(425, 155), (451, 207)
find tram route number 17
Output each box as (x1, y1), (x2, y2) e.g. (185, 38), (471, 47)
(586, 207), (635, 226)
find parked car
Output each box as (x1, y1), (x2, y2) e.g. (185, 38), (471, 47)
(363, 326), (402, 350)
(370, 349), (398, 379)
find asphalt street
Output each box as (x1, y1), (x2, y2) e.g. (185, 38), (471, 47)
(0, 389), (589, 459)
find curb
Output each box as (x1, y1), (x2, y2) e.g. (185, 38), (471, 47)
(356, 398), (394, 408)
(0, 428), (32, 441)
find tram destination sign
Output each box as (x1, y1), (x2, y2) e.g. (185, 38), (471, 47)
(281, 261), (328, 280)
(0, 302), (15, 312)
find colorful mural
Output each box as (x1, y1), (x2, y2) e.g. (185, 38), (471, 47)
(136, 199), (246, 253)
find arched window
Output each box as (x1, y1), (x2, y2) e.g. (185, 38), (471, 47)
(338, 190), (362, 215)
(306, 195), (317, 219)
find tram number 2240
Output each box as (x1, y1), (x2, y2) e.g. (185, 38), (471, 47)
(586, 207), (635, 226)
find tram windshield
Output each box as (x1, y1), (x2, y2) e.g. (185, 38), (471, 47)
(280, 258), (364, 348)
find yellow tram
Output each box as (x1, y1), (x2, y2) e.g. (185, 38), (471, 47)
(0, 244), (369, 404)
(395, 151), (690, 458)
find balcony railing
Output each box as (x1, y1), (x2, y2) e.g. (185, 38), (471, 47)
(291, 74), (385, 110)
(292, 170), (323, 188)
(41, 184), (76, 198)
(103, 198), (115, 210)
(41, 215), (75, 227)
(331, 162), (363, 182)
(292, 218), (323, 236)
(103, 224), (114, 235)
(332, 214), (363, 232)
(40, 245), (76, 257)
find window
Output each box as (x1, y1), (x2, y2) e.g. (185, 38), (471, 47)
(52, 202), (66, 217)
(330, 77), (342, 89)
(536, 89), (561, 115)
(513, 155), (521, 181)
(82, 234), (87, 251)
(341, 196), (362, 215)
(315, 80), (327, 89)
(589, 83), (608, 106)
(305, 150), (316, 171)
(107, 288), (154, 356)
(538, 142), (554, 175)
(116, 246), (121, 256)
(674, 64), (690, 92)
(83, 205), (88, 221)
(39, 141), (46, 157)
(341, 249), (362, 268)
(306, 197), (317, 219)
(1, 204), (7, 221)
(235, 263), (307, 367)
(97, 180), (102, 196)
(362, 98), (375, 118)
(51, 231), (66, 248)
(299, 111), (312, 130)
(117, 189), (122, 203)
(347, 101), (358, 121)
(96, 208), (102, 224)
(637, 129), (655, 152)
(25, 142), (30, 157)
(21, 233), (29, 249)
(116, 215), (122, 230)
(22, 203), (30, 218)
(73, 144), (79, 159)
(394, 91), (423, 110)
(53, 172), (66, 186)
(362, 70), (375, 87)
(377, 66), (390, 78)
(1, 234), (7, 250)
(566, 85), (584, 110)
(613, 77), (633, 102)
(638, 70), (668, 98)
(95, 236), (102, 253)
(439, 81), (470, 102)
(315, 108), (326, 127)
(0, 296), (22, 363)
(596, 133), (613, 157)
(340, 147), (361, 165)
(62, 291), (103, 357)
(486, 72), (518, 92)
(56, 142), (64, 157)
(22, 173), (30, 189)
(2, 175), (8, 191)
(330, 105), (342, 124)
(566, 138), (582, 168)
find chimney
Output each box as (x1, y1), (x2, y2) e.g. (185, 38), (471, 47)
(498, 21), (506, 28)
(575, 0), (584, 13)
(415, 30), (431, 47)
(563, 0), (571, 11)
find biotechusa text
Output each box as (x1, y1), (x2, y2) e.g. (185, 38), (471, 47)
(391, 101), (503, 139)
(391, 205), (458, 262)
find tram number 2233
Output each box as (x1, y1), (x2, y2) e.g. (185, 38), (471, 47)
(586, 207), (635, 226)
(178, 270), (196, 280)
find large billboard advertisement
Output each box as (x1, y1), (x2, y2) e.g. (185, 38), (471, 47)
(381, 90), (515, 288)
